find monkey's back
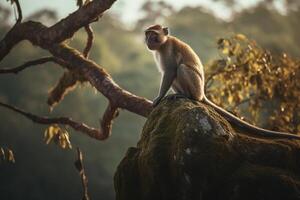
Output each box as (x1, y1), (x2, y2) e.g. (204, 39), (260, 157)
(168, 36), (202, 69)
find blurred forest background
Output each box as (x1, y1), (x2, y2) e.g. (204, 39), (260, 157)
(0, 0), (299, 199)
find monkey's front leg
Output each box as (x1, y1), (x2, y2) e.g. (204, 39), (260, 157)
(153, 70), (176, 107)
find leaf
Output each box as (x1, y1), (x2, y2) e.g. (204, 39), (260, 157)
(7, 149), (15, 163)
(0, 147), (5, 161)
(44, 125), (72, 149)
(235, 34), (247, 41)
(222, 47), (230, 55)
(232, 43), (241, 55)
(44, 125), (59, 144)
(58, 130), (72, 149)
(228, 94), (233, 104)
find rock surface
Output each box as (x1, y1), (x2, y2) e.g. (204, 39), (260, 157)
(114, 97), (300, 200)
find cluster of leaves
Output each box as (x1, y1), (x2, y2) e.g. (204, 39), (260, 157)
(44, 125), (72, 149)
(0, 147), (15, 163)
(206, 34), (300, 133)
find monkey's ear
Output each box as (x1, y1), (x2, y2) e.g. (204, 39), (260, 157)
(163, 27), (169, 35)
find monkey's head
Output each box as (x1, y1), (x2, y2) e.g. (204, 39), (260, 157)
(145, 24), (169, 50)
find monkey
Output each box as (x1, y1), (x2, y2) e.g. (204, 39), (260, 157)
(145, 24), (300, 139)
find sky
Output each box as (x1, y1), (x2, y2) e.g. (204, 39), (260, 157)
(0, 0), (266, 23)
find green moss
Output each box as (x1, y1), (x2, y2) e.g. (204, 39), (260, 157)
(115, 96), (300, 200)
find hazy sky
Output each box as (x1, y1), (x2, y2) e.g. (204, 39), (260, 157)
(1, 0), (264, 23)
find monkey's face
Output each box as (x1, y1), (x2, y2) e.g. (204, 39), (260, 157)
(145, 29), (168, 50)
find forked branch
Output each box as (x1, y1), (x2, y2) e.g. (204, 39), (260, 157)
(0, 0), (153, 141)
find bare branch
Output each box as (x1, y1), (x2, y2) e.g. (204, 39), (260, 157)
(48, 43), (153, 117)
(40, 0), (116, 45)
(100, 103), (119, 138)
(77, 0), (95, 58)
(83, 25), (94, 58)
(74, 148), (90, 200)
(0, 0), (116, 61)
(0, 0), (153, 141)
(14, 0), (23, 23)
(0, 20), (152, 116)
(0, 57), (64, 74)
(0, 101), (120, 140)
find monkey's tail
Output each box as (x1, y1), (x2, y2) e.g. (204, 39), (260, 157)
(203, 96), (300, 139)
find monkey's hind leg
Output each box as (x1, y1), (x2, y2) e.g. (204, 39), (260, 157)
(175, 64), (204, 101)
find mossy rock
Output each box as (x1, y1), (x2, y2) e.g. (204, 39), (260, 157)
(114, 97), (300, 200)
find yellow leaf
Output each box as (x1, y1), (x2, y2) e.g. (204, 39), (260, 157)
(235, 34), (247, 41)
(44, 125), (72, 150)
(7, 149), (15, 163)
(232, 43), (241, 55)
(0, 147), (5, 161)
(228, 95), (233, 104)
(222, 47), (229, 55)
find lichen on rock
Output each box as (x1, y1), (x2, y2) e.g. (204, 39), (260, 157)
(114, 96), (300, 200)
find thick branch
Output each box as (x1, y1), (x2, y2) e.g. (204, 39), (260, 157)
(48, 43), (152, 117)
(0, 0), (115, 61)
(0, 101), (119, 140)
(0, 0), (153, 140)
(40, 0), (116, 45)
(0, 21), (151, 117)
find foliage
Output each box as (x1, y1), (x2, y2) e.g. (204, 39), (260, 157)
(44, 125), (72, 149)
(0, 147), (15, 163)
(206, 34), (300, 133)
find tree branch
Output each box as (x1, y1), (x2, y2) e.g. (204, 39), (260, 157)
(100, 103), (119, 138)
(40, 0), (116, 45)
(0, 101), (119, 140)
(74, 148), (90, 200)
(14, 0), (23, 23)
(83, 25), (94, 58)
(0, 57), (66, 74)
(0, 0), (116, 61)
(48, 44), (153, 117)
(77, 0), (95, 58)
(0, 20), (152, 120)
(0, 0), (153, 140)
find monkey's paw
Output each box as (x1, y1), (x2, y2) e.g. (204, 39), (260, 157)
(165, 94), (186, 100)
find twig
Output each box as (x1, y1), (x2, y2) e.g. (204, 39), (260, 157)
(83, 25), (94, 58)
(14, 0), (23, 23)
(230, 97), (251, 110)
(0, 57), (66, 74)
(74, 148), (90, 200)
(77, 0), (95, 58)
